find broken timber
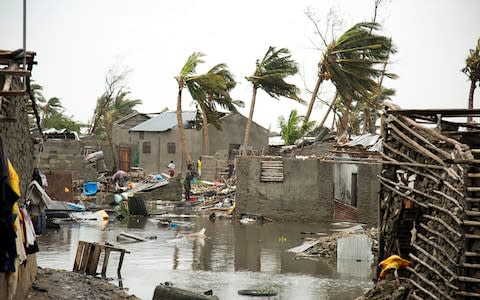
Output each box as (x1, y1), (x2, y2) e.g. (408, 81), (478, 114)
(260, 159), (284, 182)
(377, 103), (480, 299)
(73, 241), (130, 277)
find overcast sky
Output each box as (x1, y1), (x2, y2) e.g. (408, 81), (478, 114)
(1, 0), (479, 131)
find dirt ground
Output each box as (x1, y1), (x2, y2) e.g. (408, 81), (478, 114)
(26, 267), (140, 300)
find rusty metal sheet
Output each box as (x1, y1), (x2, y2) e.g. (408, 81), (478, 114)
(45, 171), (73, 201)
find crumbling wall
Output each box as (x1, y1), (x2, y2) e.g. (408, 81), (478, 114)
(0, 83), (37, 299)
(236, 157), (333, 222)
(38, 138), (113, 181)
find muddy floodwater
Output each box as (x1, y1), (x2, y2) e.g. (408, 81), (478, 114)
(36, 212), (373, 299)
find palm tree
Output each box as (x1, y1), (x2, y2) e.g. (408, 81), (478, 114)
(40, 97), (63, 121)
(196, 64), (243, 155)
(242, 47), (304, 155)
(175, 52), (205, 164)
(462, 38), (480, 123)
(303, 22), (396, 133)
(278, 109), (314, 145)
(92, 90), (141, 170)
(175, 53), (241, 161)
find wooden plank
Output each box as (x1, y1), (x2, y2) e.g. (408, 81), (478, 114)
(467, 173), (480, 178)
(466, 198), (480, 203)
(465, 251), (480, 257)
(0, 90), (26, 96)
(466, 234), (480, 240)
(0, 69), (30, 76)
(464, 220), (480, 227)
(458, 276), (480, 283)
(118, 231), (147, 242)
(101, 248), (111, 277)
(468, 187), (480, 192)
(73, 241), (85, 272)
(462, 263), (480, 269)
(465, 210), (480, 217)
(79, 243), (92, 273)
(117, 251), (125, 277)
(456, 291), (480, 298)
(87, 244), (102, 275)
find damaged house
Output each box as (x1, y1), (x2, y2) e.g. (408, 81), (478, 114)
(375, 104), (480, 298)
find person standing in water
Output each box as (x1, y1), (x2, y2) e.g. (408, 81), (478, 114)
(184, 163), (194, 201)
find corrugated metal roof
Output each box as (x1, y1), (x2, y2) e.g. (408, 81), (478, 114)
(129, 111), (197, 132)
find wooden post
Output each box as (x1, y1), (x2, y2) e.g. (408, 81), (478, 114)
(73, 241), (85, 272)
(87, 244), (102, 275)
(117, 251), (125, 278)
(80, 243), (92, 273)
(101, 248), (111, 277)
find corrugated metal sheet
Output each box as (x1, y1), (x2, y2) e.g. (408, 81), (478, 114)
(346, 134), (380, 148)
(129, 111), (196, 132)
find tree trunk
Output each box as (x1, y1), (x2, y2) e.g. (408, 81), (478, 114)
(303, 76), (324, 127)
(176, 86), (191, 164)
(467, 80), (476, 123)
(242, 86), (257, 156)
(201, 106), (209, 155)
(338, 97), (352, 137)
(105, 120), (118, 171)
(318, 92), (339, 129)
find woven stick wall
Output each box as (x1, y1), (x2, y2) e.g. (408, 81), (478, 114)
(379, 103), (480, 299)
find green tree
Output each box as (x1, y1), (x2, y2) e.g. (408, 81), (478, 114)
(462, 38), (480, 123)
(39, 97), (63, 121)
(195, 64), (243, 155)
(278, 109), (314, 145)
(242, 46), (304, 155)
(42, 111), (81, 133)
(91, 70), (142, 170)
(304, 22), (396, 135)
(175, 53), (241, 161)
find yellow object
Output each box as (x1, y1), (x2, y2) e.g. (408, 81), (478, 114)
(64, 187), (70, 193)
(379, 255), (410, 279)
(7, 159), (20, 196)
(96, 209), (109, 221)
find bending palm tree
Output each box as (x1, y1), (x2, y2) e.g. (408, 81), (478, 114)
(175, 53), (241, 161)
(242, 47), (304, 156)
(92, 90), (141, 170)
(304, 22), (396, 133)
(462, 38), (480, 123)
(40, 97), (63, 121)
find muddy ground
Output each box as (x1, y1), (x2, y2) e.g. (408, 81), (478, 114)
(26, 267), (140, 300)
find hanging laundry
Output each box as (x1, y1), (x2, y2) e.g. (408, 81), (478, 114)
(19, 207), (39, 254)
(26, 180), (52, 235)
(0, 136), (20, 273)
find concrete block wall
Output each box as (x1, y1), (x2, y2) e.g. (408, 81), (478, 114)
(236, 157), (380, 225)
(236, 157), (333, 222)
(39, 139), (113, 181)
(357, 163), (382, 226)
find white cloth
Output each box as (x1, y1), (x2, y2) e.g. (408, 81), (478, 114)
(168, 162), (175, 170)
(20, 208), (36, 246)
(26, 181), (53, 216)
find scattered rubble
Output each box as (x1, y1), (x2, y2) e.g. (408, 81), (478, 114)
(295, 227), (378, 259)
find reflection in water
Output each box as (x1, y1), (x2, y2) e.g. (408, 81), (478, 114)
(37, 216), (372, 299)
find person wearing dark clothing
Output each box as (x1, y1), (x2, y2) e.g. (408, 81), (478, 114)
(184, 163), (194, 202)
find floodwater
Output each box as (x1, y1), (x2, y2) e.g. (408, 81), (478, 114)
(36, 212), (373, 300)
